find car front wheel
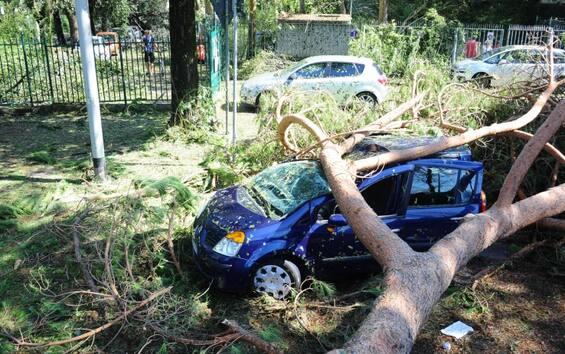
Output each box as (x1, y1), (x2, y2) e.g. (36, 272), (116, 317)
(252, 259), (301, 299)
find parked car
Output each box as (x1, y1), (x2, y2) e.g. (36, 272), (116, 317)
(91, 36), (111, 60)
(96, 31), (120, 56)
(240, 55), (389, 107)
(192, 136), (485, 299)
(452, 45), (565, 87)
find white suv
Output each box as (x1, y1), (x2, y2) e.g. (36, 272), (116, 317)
(453, 45), (565, 87)
(241, 55), (389, 107)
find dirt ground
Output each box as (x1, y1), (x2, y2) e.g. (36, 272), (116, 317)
(0, 103), (563, 353)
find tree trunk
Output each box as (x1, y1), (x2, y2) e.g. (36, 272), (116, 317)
(88, 0), (97, 33)
(299, 0), (305, 13)
(53, 10), (67, 45)
(65, 8), (79, 47)
(247, 0), (256, 58)
(340, 1), (347, 14)
(378, 0), (388, 23)
(277, 74), (564, 352)
(169, 0), (199, 126)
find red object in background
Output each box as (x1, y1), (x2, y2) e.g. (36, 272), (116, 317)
(197, 44), (205, 63)
(465, 39), (478, 58)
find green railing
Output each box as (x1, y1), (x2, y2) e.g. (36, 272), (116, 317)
(0, 35), (212, 107)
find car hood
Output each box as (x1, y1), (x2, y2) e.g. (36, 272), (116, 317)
(200, 186), (274, 232)
(243, 71), (284, 89)
(454, 59), (479, 69)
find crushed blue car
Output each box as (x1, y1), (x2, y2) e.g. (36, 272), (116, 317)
(192, 136), (486, 299)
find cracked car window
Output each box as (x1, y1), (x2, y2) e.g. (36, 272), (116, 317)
(247, 161), (331, 219)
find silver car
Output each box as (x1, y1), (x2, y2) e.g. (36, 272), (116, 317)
(453, 45), (565, 87)
(240, 55), (389, 107)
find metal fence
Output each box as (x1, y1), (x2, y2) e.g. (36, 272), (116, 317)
(0, 35), (215, 107)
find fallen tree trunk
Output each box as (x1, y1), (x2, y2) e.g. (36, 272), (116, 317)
(277, 71), (564, 352)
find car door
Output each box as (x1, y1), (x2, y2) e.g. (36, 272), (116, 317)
(398, 159), (483, 251)
(286, 62), (331, 93)
(306, 165), (413, 278)
(323, 62), (364, 103)
(495, 49), (536, 86)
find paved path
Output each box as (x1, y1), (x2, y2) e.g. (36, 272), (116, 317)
(215, 80), (259, 142)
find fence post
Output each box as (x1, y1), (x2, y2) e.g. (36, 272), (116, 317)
(42, 38), (55, 103)
(118, 43), (128, 107)
(20, 34), (34, 107)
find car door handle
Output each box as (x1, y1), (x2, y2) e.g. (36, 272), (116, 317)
(450, 217), (464, 222)
(390, 228), (400, 233)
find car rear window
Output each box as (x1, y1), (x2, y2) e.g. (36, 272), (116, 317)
(372, 63), (383, 75)
(409, 166), (477, 207)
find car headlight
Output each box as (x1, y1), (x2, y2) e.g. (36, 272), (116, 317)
(213, 230), (246, 257)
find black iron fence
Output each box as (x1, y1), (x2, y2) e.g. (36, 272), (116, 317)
(0, 36), (214, 107)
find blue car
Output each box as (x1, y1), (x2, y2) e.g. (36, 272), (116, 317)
(192, 136), (485, 299)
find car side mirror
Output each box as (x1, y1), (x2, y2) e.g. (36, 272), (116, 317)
(498, 59), (509, 65)
(329, 214), (347, 226)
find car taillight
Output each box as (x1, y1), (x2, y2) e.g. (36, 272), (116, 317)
(377, 75), (389, 86)
(480, 190), (487, 213)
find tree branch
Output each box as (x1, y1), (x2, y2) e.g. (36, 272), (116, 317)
(496, 99), (565, 206)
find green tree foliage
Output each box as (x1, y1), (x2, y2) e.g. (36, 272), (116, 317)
(0, 2), (38, 40)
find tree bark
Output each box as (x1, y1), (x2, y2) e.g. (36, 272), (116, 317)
(378, 0), (388, 23)
(169, 0), (199, 126)
(340, 1), (347, 14)
(53, 10), (67, 45)
(299, 0), (306, 13)
(88, 0), (97, 33)
(248, 0), (256, 58)
(65, 8), (79, 47)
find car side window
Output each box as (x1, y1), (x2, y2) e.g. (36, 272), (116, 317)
(294, 63), (328, 79)
(361, 175), (403, 215)
(329, 62), (359, 77)
(500, 50), (529, 64)
(409, 166), (477, 207)
(317, 173), (408, 220)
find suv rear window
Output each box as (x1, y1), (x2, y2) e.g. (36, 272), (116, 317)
(409, 166), (477, 207)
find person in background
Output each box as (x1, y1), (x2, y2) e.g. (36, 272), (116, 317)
(142, 29), (159, 75)
(465, 36), (478, 58)
(493, 39), (501, 49)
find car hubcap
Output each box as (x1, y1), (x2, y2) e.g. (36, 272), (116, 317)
(253, 265), (292, 299)
(358, 94), (375, 105)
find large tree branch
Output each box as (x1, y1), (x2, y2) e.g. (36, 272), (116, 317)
(496, 99), (565, 206)
(352, 81), (559, 172)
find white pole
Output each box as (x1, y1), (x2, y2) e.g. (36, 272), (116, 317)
(232, 0), (238, 145)
(225, 0), (229, 136)
(75, 0), (106, 180)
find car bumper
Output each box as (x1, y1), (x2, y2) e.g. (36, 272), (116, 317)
(192, 237), (251, 294)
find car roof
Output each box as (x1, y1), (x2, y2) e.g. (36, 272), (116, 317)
(496, 45), (564, 52)
(347, 135), (471, 160)
(302, 55), (374, 65)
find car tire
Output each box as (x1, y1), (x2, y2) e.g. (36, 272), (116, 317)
(472, 73), (491, 88)
(355, 92), (378, 107)
(252, 259), (301, 300)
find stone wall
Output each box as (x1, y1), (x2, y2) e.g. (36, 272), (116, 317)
(275, 14), (351, 58)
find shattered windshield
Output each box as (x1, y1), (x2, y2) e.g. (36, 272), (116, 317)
(246, 161), (331, 219)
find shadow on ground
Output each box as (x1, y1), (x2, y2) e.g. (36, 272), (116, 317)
(0, 110), (167, 171)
